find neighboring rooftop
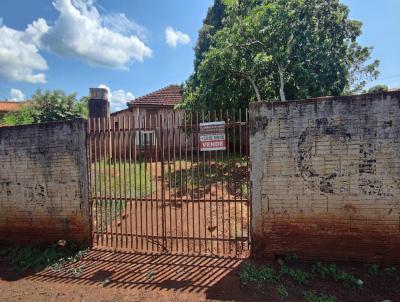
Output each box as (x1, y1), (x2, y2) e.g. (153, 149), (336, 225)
(0, 101), (28, 113)
(128, 84), (183, 109)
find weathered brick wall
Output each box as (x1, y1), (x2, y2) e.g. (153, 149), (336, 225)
(250, 91), (400, 264)
(0, 119), (90, 245)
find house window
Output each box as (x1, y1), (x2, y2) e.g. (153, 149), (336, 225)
(136, 130), (156, 146)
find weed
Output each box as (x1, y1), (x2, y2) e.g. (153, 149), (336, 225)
(276, 284), (288, 301)
(369, 264), (380, 276)
(0, 242), (88, 273)
(383, 266), (397, 278)
(278, 263), (311, 286)
(312, 262), (362, 289)
(303, 291), (337, 302)
(240, 263), (280, 285)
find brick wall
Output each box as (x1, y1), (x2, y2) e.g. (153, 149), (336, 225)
(0, 119), (90, 245)
(250, 91), (400, 264)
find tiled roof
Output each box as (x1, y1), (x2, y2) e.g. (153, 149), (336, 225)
(0, 101), (27, 112)
(128, 84), (183, 108)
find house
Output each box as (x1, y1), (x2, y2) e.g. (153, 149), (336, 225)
(111, 84), (183, 120)
(111, 85), (185, 155)
(0, 101), (28, 125)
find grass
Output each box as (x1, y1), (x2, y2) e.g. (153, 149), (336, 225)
(0, 242), (88, 273)
(238, 254), (384, 301)
(166, 155), (249, 198)
(303, 291), (337, 302)
(91, 160), (154, 198)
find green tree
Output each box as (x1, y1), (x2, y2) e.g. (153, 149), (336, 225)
(2, 90), (88, 126)
(367, 84), (389, 93)
(182, 0), (379, 110)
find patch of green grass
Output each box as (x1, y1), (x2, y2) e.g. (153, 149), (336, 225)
(312, 262), (363, 289)
(166, 156), (249, 197)
(0, 242), (88, 273)
(276, 284), (289, 301)
(240, 263), (280, 285)
(92, 160), (154, 198)
(303, 291), (337, 302)
(93, 199), (125, 232)
(368, 264), (397, 279)
(280, 265), (311, 285)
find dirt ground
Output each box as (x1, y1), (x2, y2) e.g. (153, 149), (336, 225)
(2, 247), (399, 302)
(0, 248), (245, 302)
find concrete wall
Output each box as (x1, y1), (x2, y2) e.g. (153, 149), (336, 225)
(0, 119), (90, 245)
(250, 91), (400, 264)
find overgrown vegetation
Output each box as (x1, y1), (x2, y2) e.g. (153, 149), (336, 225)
(2, 90), (87, 126)
(237, 254), (400, 301)
(303, 291), (337, 302)
(183, 0), (380, 110)
(166, 156), (249, 198)
(92, 161), (153, 198)
(0, 242), (88, 273)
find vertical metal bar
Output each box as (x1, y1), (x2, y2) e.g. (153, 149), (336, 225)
(93, 119), (99, 245)
(122, 116), (128, 248)
(155, 114), (160, 252)
(102, 117), (108, 247)
(239, 108), (244, 252)
(160, 114), (167, 251)
(190, 112), (195, 253)
(173, 112), (178, 252)
(232, 109), (237, 254)
(220, 109), (225, 254)
(246, 108), (251, 251)
(144, 115), (149, 251)
(107, 118), (113, 247)
(139, 116), (143, 250)
(97, 118), (104, 246)
(226, 109), (231, 254)
(196, 112), (201, 253)
(178, 112), (184, 253)
(133, 115), (138, 249)
(201, 111), (207, 253)
(184, 112), (189, 253)
(118, 116), (123, 248)
(214, 110), (219, 254)
(128, 115), (133, 249)
(167, 116), (173, 251)
(112, 116), (118, 248)
(149, 114), (154, 252)
(87, 120), (92, 243)
(208, 111), (213, 253)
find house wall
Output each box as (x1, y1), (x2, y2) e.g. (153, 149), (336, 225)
(250, 91), (400, 264)
(0, 119), (90, 245)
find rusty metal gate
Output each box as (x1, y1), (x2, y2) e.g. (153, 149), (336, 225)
(87, 110), (250, 256)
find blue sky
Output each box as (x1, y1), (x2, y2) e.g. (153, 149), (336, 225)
(0, 0), (399, 111)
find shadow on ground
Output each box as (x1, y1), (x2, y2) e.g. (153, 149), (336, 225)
(4, 248), (249, 300)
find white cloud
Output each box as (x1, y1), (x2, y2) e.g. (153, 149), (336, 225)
(0, 18), (3, 26)
(98, 84), (134, 112)
(0, 19), (48, 83)
(41, 0), (152, 69)
(9, 88), (26, 101)
(103, 13), (147, 40)
(165, 27), (190, 48)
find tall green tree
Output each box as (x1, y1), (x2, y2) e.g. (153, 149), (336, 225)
(2, 90), (88, 126)
(182, 0), (379, 110)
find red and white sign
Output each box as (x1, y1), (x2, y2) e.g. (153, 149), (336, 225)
(199, 121), (226, 151)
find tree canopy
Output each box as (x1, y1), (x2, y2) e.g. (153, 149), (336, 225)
(2, 90), (88, 126)
(181, 0), (380, 111)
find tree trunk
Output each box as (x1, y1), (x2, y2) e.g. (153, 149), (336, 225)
(249, 77), (262, 102)
(278, 64), (286, 101)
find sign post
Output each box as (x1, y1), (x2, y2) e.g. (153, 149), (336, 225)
(199, 121), (226, 151)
